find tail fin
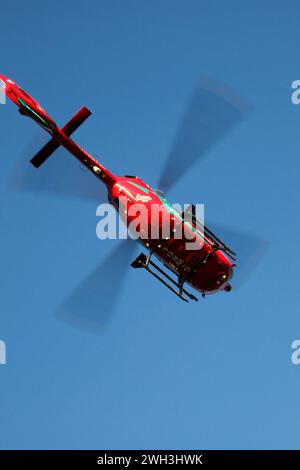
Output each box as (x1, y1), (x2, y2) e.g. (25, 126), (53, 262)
(30, 106), (91, 168)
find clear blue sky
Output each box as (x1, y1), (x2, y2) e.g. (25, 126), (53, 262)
(1, 0), (300, 450)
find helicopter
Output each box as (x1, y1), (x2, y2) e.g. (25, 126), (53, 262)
(0, 73), (259, 311)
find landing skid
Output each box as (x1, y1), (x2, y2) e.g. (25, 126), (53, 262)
(131, 253), (199, 302)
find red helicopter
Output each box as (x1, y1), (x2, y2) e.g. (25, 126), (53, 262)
(1, 74), (254, 307)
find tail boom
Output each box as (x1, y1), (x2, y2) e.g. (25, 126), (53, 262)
(0, 74), (116, 188)
(30, 106), (92, 168)
(52, 127), (116, 187)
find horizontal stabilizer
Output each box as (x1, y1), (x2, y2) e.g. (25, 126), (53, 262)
(30, 106), (92, 168)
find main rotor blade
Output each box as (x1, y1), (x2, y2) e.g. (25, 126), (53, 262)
(56, 240), (137, 333)
(158, 76), (249, 193)
(207, 221), (267, 288)
(9, 132), (106, 203)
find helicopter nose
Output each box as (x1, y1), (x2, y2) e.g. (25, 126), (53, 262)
(216, 272), (227, 286)
(218, 270), (231, 282)
(216, 264), (233, 289)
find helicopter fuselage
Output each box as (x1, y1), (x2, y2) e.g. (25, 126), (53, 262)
(1, 73), (234, 298)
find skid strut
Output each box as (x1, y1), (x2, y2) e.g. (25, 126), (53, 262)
(131, 253), (198, 302)
(182, 204), (236, 262)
